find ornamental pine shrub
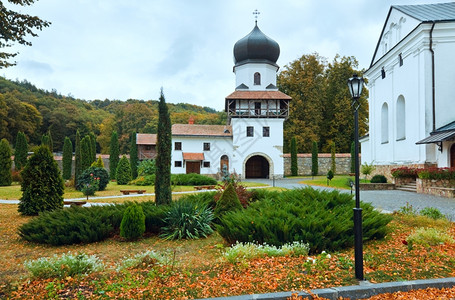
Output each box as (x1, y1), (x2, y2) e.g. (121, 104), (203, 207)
(171, 173), (217, 186)
(18, 146), (64, 216)
(161, 197), (214, 240)
(214, 183), (242, 220)
(76, 167), (109, 191)
(120, 203), (146, 240)
(370, 174), (387, 183)
(91, 156), (104, 168)
(116, 155), (132, 185)
(0, 138), (12, 186)
(216, 187), (392, 254)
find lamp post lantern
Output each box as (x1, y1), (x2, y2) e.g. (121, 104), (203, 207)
(348, 74), (364, 281)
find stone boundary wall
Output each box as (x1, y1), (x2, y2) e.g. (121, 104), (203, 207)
(283, 153), (353, 176)
(417, 178), (455, 198)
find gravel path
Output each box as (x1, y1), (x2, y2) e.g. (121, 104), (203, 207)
(244, 178), (455, 220)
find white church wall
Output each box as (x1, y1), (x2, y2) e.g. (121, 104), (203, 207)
(231, 118), (284, 178)
(170, 136), (233, 176)
(234, 63), (278, 90)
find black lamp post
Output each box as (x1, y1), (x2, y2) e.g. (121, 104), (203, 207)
(348, 74), (364, 281)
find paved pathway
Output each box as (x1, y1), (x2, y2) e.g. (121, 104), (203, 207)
(244, 178), (455, 220)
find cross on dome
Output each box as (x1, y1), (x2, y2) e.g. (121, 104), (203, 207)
(253, 9), (260, 24)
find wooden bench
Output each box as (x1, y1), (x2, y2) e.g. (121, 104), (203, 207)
(194, 185), (216, 190)
(64, 200), (87, 206)
(120, 190), (146, 195)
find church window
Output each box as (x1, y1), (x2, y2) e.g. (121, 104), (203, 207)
(254, 72), (261, 85)
(174, 142), (182, 150)
(396, 96), (406, 140)
(247, 126), (254, 137)
(175, 161), (182, 167)
(263, 127), (270, 137)
(203, 161), (210, 168)
(381, 102), (389, 144)
(203, 143), (210, 151)
(381, 67), (386, 79)
(398, 53), (403, 67)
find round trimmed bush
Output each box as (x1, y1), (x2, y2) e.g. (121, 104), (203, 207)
(120, 203), (146, 240)
(76, 167), (109, 191)
(370, 174), (387, 183)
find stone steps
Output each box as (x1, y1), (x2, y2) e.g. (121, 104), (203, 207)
(396, 181), (417, 193)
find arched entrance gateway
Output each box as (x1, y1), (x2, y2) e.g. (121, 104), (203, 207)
(451, 144), (455, 168)
(245, 155), (270, 178)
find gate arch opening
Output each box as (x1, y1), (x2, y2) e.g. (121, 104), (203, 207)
(245, 155), (270, 178)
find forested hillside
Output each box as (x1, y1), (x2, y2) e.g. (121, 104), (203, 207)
(0, 77), (225, 153)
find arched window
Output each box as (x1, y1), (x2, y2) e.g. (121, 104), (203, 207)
(254, 72), (261, 85)
(381, 103), (389, 143)
(396, 96), (406, 140)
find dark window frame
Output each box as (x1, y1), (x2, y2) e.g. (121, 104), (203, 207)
(254, 72), (261, 85)
(174, 161), (182, 167)
(263, 126), (270, 137)
(203, 161), (210, 168)
(203, 142), (210, 151)
(246, 126), (254, 137)
(174, 142), (182, 151)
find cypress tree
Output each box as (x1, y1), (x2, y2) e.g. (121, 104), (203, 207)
(41, 134), (49, 148)
(62, 136), (73, 180)
(331, 141), (336, 174)
(109, 131), (119, 180)
(0, 139), (12, 186)
(116, 155), (132, 185)
(74, 130), (82, 187)
(14, 131), (28, 171)
(89, 132), (96, 164)
(47, 130), (53, 153)
(155, 89), (172, 205)
(290, 137), (298, 176)
(81, 136), (91, 172)
(130, 132), (138, 179)
(18, 145), (64, 216)
(350, 141), (355, 174)
(311, 141), (318, 177)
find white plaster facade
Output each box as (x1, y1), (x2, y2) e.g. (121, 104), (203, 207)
(361, 3), (455, 169)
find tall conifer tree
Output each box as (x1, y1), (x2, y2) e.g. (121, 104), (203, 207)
(74, 130), (82, 186)
(331, 142), (336, 174)
(290, 137), (298, 176)
(62, 136), (73, 180)
(130, 132), (138, 179)
(89, 132), (97, 163)
(155, 89), (172, 205)
(14, 131), (28, 171)
(311, 141), (318, 177)
(81, 136), (91, 171)
(47, 130), (53, 153)
(109, 131), (119, 180)
(0, 139), (12, 186)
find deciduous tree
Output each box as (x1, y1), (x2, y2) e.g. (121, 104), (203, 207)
(0, 0), (51, 68)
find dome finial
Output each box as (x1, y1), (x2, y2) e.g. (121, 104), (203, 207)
(253, 9), (260, 25)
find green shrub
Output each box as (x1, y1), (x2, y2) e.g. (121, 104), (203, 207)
(161, 197), (214, 240)
(214, 183), (242, 220)
(398, 202), (417, 216)
(171, 173), (217, 186)
(18, 202), (167, 245)
(419, 207), (445, 220)
(406, 227), (454, 248)
(360, 162), (375, 181)
(76, 167), (109, 191)
(370, 174), (387, 183)
(91, 156), (104, 168)
(18, 146), (64, 216)
(24, 252), (103, 279)
(130, 175), (156, 186)
(417, 167), (455, 180)
(223, 241), (309, 264)
(120, 203), (146, 240)
(216, 188), (392, 253)
(138, 159), (156, 176)
(116, 155), (132, 185)
(391, 167), (419, 179)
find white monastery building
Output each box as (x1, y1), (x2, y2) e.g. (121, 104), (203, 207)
(361, 2), (455, 172)
(169, 21), (291, 178)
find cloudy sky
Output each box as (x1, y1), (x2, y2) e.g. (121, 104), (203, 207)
(1, 0), (447, 110)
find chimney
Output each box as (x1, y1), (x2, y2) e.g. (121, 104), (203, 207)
(188, 117), (194, 125)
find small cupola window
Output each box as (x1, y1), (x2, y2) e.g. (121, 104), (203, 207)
(254, 72), (261, 85)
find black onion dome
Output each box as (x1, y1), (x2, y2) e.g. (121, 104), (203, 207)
(233, 23), (280, 66)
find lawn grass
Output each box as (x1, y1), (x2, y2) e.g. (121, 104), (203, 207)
(299, 175), (369, 190)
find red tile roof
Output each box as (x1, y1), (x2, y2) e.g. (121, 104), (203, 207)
(225, 90), (292, 100)
(183, 152), (204, 161)
(137, 133), (157, 145)
(172, 124), (233, 137)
